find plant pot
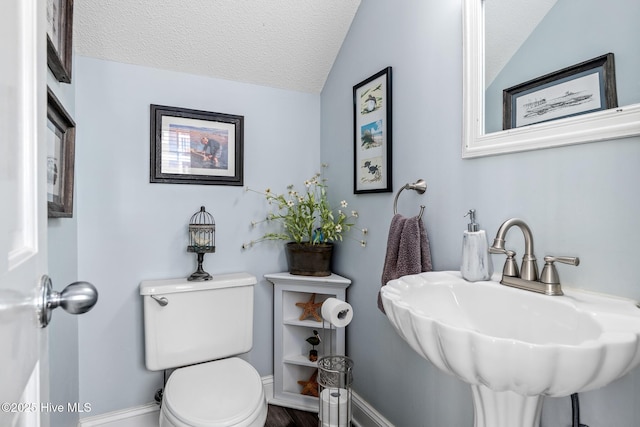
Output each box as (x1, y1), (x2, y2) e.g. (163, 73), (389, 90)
(285, 242), (333, 277)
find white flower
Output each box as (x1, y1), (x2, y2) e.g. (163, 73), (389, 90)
(360, 240), (367, 247)
(245, 165), (365, 247)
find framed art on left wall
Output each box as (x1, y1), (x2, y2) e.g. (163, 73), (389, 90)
(47, 0), (74, 83)
(47, 88), (76, 218)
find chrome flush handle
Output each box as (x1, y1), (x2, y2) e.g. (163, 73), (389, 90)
(151, 295), (168, 306)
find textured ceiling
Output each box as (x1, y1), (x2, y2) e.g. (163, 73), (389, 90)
(74, 0), (361, 94)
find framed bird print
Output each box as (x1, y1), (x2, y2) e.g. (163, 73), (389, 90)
(353, 67), (392, 194)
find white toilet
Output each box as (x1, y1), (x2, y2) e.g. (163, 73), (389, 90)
(140, 272), (268, 427)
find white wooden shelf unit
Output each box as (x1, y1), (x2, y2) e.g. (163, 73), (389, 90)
(265, 272), (351, 412)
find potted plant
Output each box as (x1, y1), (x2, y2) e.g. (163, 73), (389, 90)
(244, 165), (366, 276)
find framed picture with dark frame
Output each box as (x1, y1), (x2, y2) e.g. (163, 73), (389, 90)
(150, 105), (244, 186)
(47, 0), (74, 83)
(47, 87), (76, 218)
(503, 53), (618, 130)
(353, 67), (392, 194)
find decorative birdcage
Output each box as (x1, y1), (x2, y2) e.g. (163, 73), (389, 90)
(187, 206), (215, 281)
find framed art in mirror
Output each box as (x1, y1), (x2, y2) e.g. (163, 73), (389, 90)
(353, 67), (392, 194)
(150, 105), (244, 186)
(47, 88), (76, 218)
(462, 0), (640, 158)
(47, 0), (74, 83)
(503, 53), (618, 130)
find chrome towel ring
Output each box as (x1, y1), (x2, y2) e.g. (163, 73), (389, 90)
(393, 179), (427, 219)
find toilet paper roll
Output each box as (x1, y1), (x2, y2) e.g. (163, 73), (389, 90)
(321, 298), (353, 328)
(319, 388), (350, 427)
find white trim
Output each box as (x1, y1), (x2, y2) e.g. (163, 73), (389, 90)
(77, 403), (159, 427)
(351, 391), (394, 427)
(77, 375), (394, 427)
(462, 0), (640, 158)
(262, 374), (275, 404)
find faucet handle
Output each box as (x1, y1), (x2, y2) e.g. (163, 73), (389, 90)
(540, 256), (580, 285)
(544, 256), (580, 266)
(502, 250), (519, 277)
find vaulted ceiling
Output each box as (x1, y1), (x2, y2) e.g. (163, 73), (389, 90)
(74, 0), (362, 94)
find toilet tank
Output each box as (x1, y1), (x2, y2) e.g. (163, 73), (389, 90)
(140, 272), (257, 371)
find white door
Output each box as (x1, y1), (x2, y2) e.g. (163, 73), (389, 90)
(1, 0), (48, 426)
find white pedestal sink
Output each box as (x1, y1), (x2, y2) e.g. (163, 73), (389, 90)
(380, 271), (640, 427)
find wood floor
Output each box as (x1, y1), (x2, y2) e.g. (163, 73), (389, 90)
(265, 404), (319, 427)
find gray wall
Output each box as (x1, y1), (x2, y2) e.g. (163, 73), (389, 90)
(74, 57), (320, 415)
(47, 68), (81, 427)
(321, 0), (640, 426)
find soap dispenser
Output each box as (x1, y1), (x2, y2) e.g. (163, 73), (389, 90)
(461, 209), (493, 282)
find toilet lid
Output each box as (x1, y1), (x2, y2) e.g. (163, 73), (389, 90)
(164, 357), (264, 427)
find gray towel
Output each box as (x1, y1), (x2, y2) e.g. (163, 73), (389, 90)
(378, 213), (432, 313)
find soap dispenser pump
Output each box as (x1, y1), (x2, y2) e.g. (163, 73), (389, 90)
(461, 209), (493, 282)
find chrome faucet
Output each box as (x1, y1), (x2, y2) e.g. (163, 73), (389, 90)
(489, 218), (538, 281)
(489, 218), (579, 296)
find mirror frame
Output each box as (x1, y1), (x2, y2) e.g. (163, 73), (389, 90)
(462, 0), (640, 158)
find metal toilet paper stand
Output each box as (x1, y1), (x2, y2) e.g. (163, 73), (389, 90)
(318, 306), (353, 427)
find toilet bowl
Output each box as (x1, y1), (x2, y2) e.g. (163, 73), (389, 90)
(160, 358), (267, 427)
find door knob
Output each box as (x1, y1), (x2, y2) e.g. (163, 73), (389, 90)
(37, 275), (98, 328)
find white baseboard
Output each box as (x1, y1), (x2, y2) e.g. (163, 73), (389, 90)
(78, 402), (159, 426)
(78, 375), (394, 427)
(351, 391), (394, 427)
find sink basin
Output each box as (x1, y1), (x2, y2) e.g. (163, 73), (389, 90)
(380, 271), (640, 427)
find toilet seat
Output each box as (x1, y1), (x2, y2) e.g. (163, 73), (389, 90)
(161, 357), (267, 427)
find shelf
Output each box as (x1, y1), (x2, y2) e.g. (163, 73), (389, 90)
(283, 317), (326, 327)
(265, 272), (352, 289)
(284, 354), (318, 367)
(283, 363), (318, 394)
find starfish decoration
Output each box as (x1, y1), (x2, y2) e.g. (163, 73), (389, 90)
(297, 369), (319, 397)
(295, 293), (323, 322)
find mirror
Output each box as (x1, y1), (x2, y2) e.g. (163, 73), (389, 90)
(462, 0), (640, 158)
